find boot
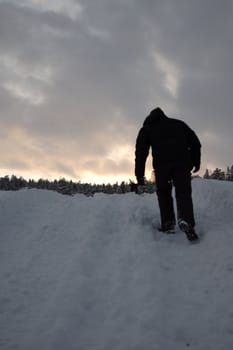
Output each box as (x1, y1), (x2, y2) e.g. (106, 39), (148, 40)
(178, 220), (198, 241)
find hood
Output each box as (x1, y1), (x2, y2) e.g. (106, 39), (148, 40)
(143, 107), (168, 127)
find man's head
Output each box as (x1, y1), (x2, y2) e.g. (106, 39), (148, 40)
(143, 107), (167, 126)
(150, 107), (165, 116)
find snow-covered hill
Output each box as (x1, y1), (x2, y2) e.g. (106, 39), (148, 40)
(1, 179), (233, 350)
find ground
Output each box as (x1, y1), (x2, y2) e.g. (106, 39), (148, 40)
(1, 179), (233, 350)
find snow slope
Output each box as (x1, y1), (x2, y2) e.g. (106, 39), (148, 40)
(1, 179), (233, 350)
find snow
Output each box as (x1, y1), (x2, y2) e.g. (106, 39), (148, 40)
(1, 179), (233, 350)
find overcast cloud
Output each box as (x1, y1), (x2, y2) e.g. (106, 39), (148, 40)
(0, 0), (233, 183)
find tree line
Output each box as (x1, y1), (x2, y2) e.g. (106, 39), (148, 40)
(0, 175), (156, 196)
(0, 165), (232, 197)
(203, 165), (233, 181)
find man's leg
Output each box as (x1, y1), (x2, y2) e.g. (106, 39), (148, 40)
(173, 166), (195, 227)
(155, 165), (176, 229)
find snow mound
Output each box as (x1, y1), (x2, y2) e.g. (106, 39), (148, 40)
(1, 179), (233, 350)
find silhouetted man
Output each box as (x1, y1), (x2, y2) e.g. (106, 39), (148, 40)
(135, 107), (201, 241)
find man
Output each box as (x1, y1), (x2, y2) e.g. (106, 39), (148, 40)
(135, 107), (201, 241)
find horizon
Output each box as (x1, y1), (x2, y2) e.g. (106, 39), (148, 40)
(1, 162), (232, 186)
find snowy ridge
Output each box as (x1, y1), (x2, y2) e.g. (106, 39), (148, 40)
(1, 179), (233, 350)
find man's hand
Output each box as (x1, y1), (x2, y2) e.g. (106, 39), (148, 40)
(130, 181), (138, 193)
(192, 164), (200, 173)
(130, 178), (146, 194)
(137, 177), (145, 186)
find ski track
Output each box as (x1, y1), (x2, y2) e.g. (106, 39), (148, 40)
(1, 179), (233, 349)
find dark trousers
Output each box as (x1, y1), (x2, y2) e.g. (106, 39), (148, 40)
(155, 163), (195, 227)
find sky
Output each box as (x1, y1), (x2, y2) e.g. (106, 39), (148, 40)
(0, 0), (233, 183)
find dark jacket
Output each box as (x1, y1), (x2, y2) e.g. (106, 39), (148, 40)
(135, 108), (201, 180)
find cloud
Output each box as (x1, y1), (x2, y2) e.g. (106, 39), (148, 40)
(0, 0), (233, 182)
(3, 81), (45, 105)
(0, 0), (83, 20)
(153, 52), (180, 98)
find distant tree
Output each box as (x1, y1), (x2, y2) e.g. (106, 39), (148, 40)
(203, 169), (210, 179)
(226, 166), (231, 181)
(0, 175), (10, 190)
(230, 165), (233, 181)
(210, 168), (225, 180)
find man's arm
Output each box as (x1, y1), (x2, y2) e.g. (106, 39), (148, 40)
(135, 128), (150, 183)
(184, 124), (201, 172)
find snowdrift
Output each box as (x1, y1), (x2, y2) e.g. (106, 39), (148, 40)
(1, 179), (233, 350)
